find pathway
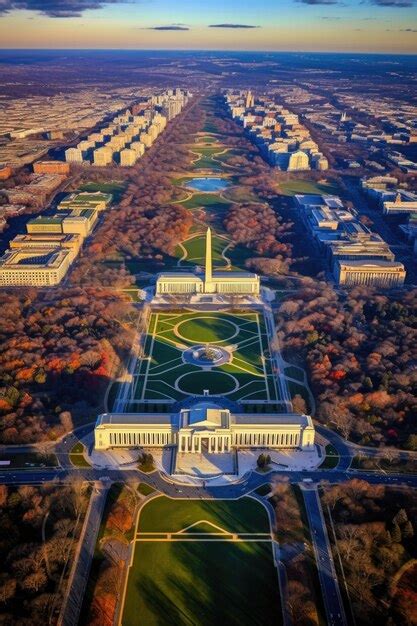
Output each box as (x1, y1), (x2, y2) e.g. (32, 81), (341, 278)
(58, 481), (109, 626)
(302, 485), (347, 626)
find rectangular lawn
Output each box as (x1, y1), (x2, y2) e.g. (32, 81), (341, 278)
(122, 540), (280, 626)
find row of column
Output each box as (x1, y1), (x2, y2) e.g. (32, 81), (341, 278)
(179, 435), (231, 453)
(231, 431), (300, 447)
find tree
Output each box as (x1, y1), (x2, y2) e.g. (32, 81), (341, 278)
(402, 521), (414, 539)
(0, 578), (16, 604)
(393, 508), (408, 527)
(257, 453), (271, 469)
(391, 522), (402, 543)
(404, 434), (417, 451)
(21, 570), (48, 593)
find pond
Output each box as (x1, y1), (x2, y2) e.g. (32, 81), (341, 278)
(185, 177), (230, 192)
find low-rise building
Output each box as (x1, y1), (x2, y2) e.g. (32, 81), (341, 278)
(58, 191), (112, 212)
(335, 259), (406, 288)
(0, 247), (73, 286)
(9, 232), (82, 262)
(33, 161), (70, 175)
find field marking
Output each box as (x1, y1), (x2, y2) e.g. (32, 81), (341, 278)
(135, 537), (274, 543)
(176, 519), (231, 535)
(148, 355), (184, 374)
(228, 359), (265, 377)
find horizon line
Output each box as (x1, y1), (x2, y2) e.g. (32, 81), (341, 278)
(0, 47), (417, 56)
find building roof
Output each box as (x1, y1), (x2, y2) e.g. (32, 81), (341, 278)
(337, 260), (405, 270)
(95, 407), (313, 432)
(96, 413), (177, 428)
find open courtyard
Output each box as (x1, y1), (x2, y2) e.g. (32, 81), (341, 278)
(132, 311), (282, 405)
(121, 496), (281, 626)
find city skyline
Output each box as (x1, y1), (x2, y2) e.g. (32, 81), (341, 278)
(0, 0), (416, 53)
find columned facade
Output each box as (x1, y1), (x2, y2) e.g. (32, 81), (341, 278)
(94, 405), (315, 452)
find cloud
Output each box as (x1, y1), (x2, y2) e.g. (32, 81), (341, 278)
(0, 0), (128, 18)
(208, 23), (259, 29)
(147, 25), (189, 30)
(320, 15), (342, 18)
(365, 0), (414, 6)
(296, 0), (341, 5)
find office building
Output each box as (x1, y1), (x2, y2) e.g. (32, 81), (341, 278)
(335, 260), (406, 288)
(0, 247), (73, 287)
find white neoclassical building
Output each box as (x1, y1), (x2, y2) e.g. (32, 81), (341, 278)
(156, 228), (260, 296)
(94, 403), (315, 452)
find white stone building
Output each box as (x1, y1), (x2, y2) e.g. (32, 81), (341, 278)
(94, 403), (315, 452)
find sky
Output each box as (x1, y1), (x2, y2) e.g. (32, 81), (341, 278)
(0, 0), (416, 53)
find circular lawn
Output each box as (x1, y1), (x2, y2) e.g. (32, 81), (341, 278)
(176, 371), (238, 395)
(175, 316), (238, 344)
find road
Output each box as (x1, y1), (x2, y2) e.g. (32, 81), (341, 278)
(302, 486), (347, 626)
(58, 481), (109, 626)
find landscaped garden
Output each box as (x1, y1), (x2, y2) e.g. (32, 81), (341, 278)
(132, 311), (282, 405)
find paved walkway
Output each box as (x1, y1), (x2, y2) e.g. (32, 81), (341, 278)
(58, 481), (109, 626)
(302, 485), (347, 626)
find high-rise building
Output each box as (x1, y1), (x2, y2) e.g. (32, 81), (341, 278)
(287, 150), (310, 171)
(120, 149), (137, 167)
(65, 147), (83, 163)
(93, 147), (113, 167)
(245, 90), (255, 108)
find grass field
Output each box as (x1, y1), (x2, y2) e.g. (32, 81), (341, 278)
(279, 179), (342, 197)
(69, 442), (91, 467)
(121, 497), (281, 626)
(79, 180), (125, 202)
(133, 311), (280, 403)
(176, 233), (230, 267)
(178, 192), (230, 211)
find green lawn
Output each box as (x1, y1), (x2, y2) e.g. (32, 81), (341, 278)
(177, 233), (229, 267)
(122, 540), (280, 626)
(288, 380), (311, 412)
(134, 311), (280, 403)
(279, 179), (342, 197)
(69, 442), (91, 468)
(191, 146), (227, 157)
(320, 444), (340, 469)
(137, 483), (156, 496)
(284, 365), (305, 382)
(176, 232), (253, 270)
(178, 192), (230, 211)
(79, 181), (125, 202)
(138, 496), (270, 533)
